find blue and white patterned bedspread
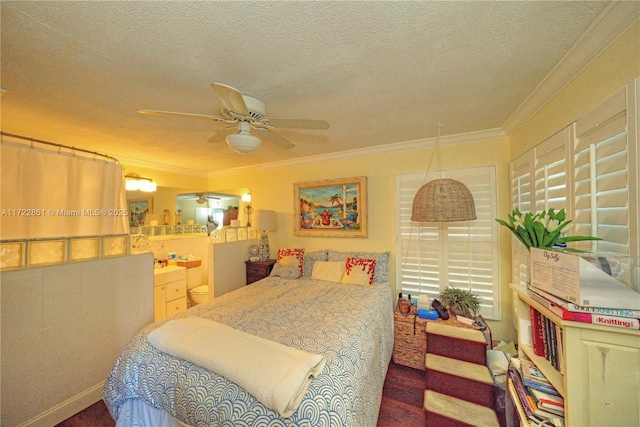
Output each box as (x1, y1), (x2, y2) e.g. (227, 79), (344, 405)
(102, 276), (394, 426)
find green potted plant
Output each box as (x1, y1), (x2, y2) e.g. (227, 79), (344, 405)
(439, 285), (482, 318)
(495, 207), (601, 251)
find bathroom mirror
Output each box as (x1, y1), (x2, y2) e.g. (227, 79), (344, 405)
(175, 191), (240, 231)
(126, 186), (251, 230)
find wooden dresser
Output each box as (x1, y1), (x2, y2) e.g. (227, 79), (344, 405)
(245, 259), (276, 285)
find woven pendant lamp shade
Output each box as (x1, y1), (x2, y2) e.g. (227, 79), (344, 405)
(412, 178), (477, 222)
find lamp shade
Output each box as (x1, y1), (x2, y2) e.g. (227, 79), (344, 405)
(411, 178), (476, 222)
(253, 209), (277, 231)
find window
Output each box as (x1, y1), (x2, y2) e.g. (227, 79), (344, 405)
(395, 166), (500, 319)
(510, 128), (570, 285)
(509, 80), (639, 287)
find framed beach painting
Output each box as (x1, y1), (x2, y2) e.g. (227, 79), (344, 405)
(294, 176), (367, 238)
(128, 198), (153, 227)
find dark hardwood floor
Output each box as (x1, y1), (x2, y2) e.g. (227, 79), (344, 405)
(56, 361), (425, 426)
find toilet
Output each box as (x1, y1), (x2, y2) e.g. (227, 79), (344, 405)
(188, 285), (209, 306)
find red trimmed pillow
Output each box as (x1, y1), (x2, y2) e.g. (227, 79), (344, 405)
(343, 257), (377, 285)
(277, 248), (305, 276)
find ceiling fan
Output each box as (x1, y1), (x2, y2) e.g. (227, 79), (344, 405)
(138, 83), (329, 153)
(178, 193), (221, 204)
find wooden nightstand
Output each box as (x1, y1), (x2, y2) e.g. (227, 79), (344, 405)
(245, 259), (276, 285)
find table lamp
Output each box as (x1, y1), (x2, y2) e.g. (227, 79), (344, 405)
(253, 210), (277, 261)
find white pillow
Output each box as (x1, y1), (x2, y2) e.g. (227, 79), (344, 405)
(269, 263), (301, 279)
(311, 261), (345, 282)
(341, 268), (372, 286)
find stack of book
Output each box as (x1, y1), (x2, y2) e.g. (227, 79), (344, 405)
(529, 286), (640, 331)
(508, 358), (565, 427)
(528, 304), (565, 373)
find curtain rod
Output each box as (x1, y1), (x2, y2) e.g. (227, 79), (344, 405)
(0, 131), (120, 163)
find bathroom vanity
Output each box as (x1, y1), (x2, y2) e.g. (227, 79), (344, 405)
(153, 265), (187, 321)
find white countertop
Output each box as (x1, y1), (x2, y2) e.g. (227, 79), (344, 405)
(153, 265), (186, 275)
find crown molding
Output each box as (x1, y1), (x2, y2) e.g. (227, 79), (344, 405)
(502, 1), (640, 136)
(118, 155), (209, 178)
(119, 126), (506, 179)
(207, 127), (507, 178)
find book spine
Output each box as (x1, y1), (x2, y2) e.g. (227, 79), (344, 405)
(540, 314), (551, 361)
(588, 314), (640, 329)
(548, 317), (558, 369)
(555, 324), (565, 375)
(523, 378), (562, 396)
(530, 306), (546, 357)
(565, 303), (640, 319)
(561, 310), (640, 329)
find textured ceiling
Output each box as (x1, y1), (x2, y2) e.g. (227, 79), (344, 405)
(0, 1), (616, 174)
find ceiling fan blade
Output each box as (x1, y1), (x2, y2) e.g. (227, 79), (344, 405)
(259, 129), (295, 149)
(268, 118), (330, 130)
(138, 109), (221, 120)
(211, 83), (249, 116)
(207, 129), (235, 144)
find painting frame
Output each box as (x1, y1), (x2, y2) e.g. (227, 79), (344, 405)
(128, 197), (153, 227)
(294, 176), (367, 238)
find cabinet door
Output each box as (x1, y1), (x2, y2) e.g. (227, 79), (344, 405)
(580, 337), (640, 426)
(165, 280), (187, 301)
(166, 297), (187, 318)
(154, 285), (167, 322)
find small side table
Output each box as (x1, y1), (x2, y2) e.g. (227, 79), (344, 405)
(245, 259), (276, 285)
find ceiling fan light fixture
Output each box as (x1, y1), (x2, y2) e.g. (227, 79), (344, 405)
(226, 123), (262, 153)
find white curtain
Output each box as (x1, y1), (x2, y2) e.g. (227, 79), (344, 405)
(1, 141), (128, 240)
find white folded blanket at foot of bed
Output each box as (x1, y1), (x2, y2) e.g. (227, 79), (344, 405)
(147, 318), (327, 418)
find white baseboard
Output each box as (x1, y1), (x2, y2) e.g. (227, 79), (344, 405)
(18, 383), (105, 427)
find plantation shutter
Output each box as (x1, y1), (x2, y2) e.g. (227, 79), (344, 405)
(509, 152), (533, 286)
(396, 166), (500, 319)
(573, 87), (632, 255)
(508, 79), (639, 290)
(533, 128), (569, 213)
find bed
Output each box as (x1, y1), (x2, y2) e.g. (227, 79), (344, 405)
(102, 250), (394, 426)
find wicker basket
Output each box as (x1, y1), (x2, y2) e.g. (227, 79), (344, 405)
(392, 310), (483, 371)
(392, 309), (429, 370)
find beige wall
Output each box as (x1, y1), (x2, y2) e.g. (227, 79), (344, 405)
(207, 137), (515, 341)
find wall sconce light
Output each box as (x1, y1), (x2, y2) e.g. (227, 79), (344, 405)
(242, 193), (253, 226)
(125, 173), (157, 192)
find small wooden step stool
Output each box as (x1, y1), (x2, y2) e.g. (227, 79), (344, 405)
(425, 353), (495, 407)
(426, 321), (488, 365)
(424, 390), (500, 427)
(424, 320), (501, 427)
